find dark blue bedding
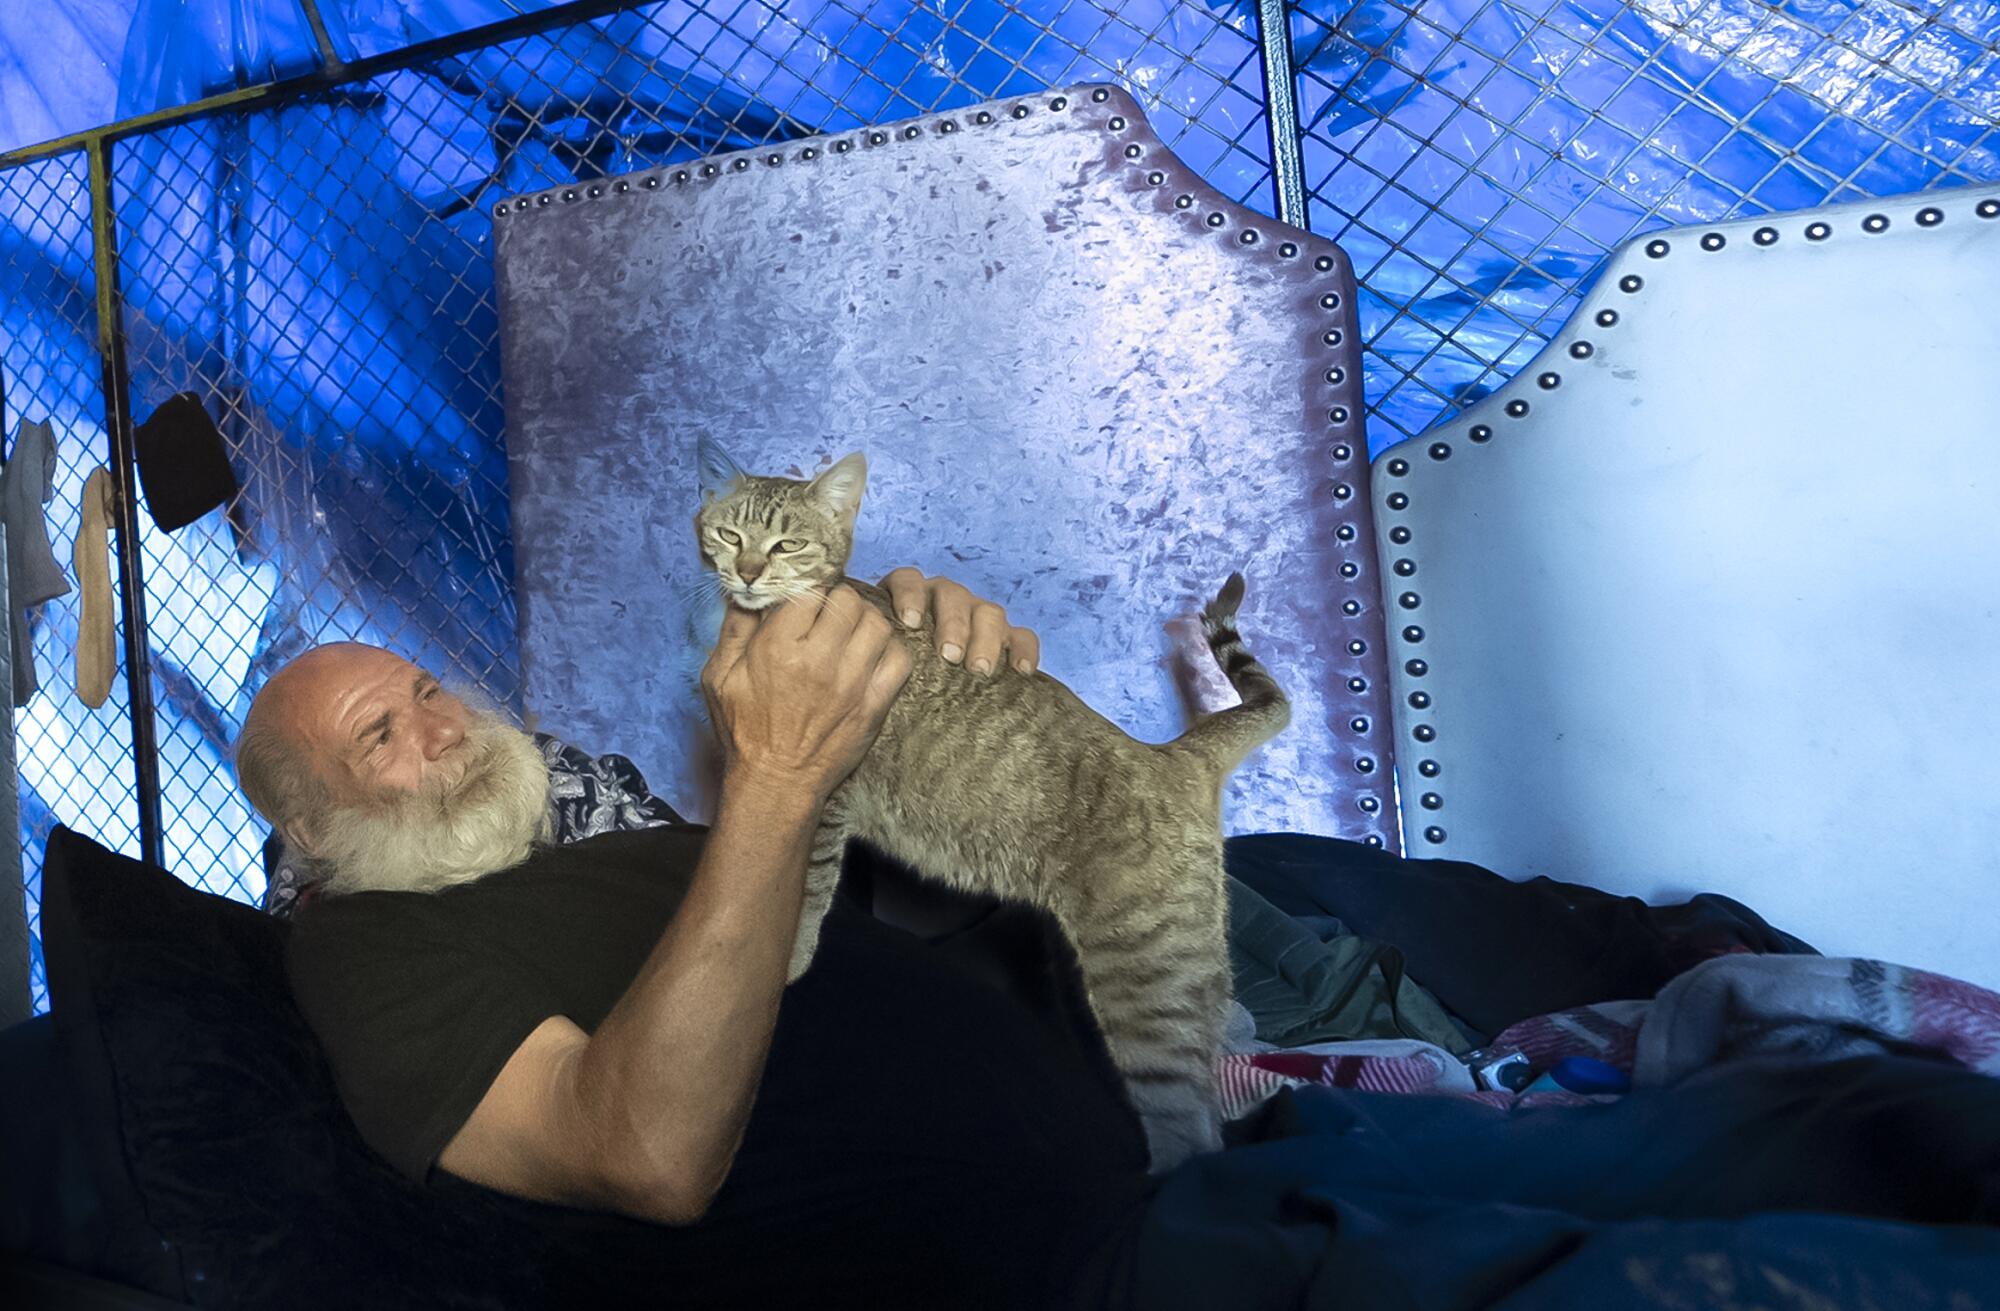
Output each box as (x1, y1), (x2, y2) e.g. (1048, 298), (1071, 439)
(1099, 1056), (2000, 1310)
(1081, 833), (2000, 1310)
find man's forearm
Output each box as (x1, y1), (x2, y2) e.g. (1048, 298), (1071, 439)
(571, 771), (819, 1222)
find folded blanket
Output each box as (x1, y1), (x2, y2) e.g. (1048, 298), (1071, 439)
(1635, 954), (2000, 1085)
(1490, 999), (1648, 1072)
(1420, 956), (2000, 1102)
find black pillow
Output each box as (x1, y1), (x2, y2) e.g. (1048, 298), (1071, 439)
(37, 825), (578, 1309)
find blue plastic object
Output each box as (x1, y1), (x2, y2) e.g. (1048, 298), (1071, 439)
(1547, 1057), (1633, 1096)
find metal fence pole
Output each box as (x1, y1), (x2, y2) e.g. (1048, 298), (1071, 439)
(296, 0), (350, 78)
(86, 136), (164, 868)
(0, 525), (24, 1025)
(1253, 0), (1309, 230)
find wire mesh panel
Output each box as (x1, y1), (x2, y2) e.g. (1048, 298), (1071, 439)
(112, 111), (523, 906)
(0, 151), (141, 1017)
(1289, 0), (2000, 452)
(88, 0), (1284, 917)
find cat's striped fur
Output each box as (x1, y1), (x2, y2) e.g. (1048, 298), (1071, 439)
(695, 442), (1290, 1170)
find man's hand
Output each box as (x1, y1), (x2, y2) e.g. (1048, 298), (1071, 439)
(701, 585), (912, 807)
(880, 566), (1040, 677)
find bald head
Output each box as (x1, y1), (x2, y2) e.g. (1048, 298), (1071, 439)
(240, 643), (415, 840)
(252, 642), (390, 732)
(237, 642), (551, 896)
(237, 646), (349, 849)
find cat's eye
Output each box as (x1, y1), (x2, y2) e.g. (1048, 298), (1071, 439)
(774, 538), (806, 553)
(716, 528), (741, 546)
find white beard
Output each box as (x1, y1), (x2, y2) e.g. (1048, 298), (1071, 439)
(312, 708), (553, 897)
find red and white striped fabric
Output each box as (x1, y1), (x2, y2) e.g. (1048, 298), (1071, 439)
(1216, 1042), (1472, 1119)
(1215, 1039), (1608, 1119)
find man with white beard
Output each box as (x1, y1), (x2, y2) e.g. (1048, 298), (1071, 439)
(240, 570), (1155, 1309)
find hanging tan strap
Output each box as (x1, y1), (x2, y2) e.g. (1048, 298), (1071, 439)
(73, 464), (116, 709)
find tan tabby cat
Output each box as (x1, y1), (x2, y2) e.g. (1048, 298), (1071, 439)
(693, 437), (1290, 1170)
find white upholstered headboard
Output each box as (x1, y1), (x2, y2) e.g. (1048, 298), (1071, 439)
(1377, 186), (2000, 989)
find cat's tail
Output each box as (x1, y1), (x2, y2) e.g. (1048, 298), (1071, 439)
(1172, 572), (1290, 776)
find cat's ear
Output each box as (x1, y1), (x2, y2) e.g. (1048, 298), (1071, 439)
(807, 451), (867, 522)
(696, 435), (746, 503)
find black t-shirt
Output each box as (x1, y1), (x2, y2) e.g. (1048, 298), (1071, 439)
(285, 825), (707, 1185)
(287, 825), (1155, 1307)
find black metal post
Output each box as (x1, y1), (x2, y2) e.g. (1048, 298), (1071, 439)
(1253, 0), (1310, 229)
(296, 0), (350, 78)
(85, 137), (165, 868)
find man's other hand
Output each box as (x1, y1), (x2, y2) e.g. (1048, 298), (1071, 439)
(880, 566), (1040, 678)
(701, 586), (912, 807)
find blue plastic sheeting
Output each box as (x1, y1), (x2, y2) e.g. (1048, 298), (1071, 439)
(117, 0), (324, 117)
(0, 1), (325, 155)
(325, 1), (566, 60)
(1, 0), (1998, 1020)
(0, 2), (127, 155)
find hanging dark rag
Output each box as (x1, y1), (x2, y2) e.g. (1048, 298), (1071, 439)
(132, 392), (237, 531)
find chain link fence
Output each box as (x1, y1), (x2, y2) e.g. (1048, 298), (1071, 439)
(0, 152), (142, 1015)
(4, 0), (1998, 1017)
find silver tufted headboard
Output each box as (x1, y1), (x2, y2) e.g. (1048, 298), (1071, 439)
(494, 84), (1391, 844)
(1376, 187), (2000, 990)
